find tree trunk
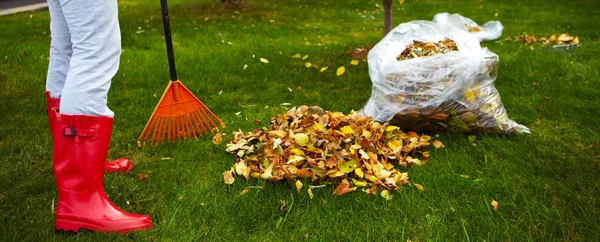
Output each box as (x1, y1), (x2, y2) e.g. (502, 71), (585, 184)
(383, 0), (393, 36)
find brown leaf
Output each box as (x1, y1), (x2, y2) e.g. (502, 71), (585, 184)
(137, 173), (149, 181)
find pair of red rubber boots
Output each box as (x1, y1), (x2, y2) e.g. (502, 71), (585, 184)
(46, 92), (152, 233)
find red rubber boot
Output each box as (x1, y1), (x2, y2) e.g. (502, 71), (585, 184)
(51, 111), (152, 233)
(46, 91), (132, 173)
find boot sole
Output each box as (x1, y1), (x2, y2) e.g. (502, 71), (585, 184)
(55, 218), (152, 234)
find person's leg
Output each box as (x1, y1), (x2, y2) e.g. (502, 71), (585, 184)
(58, 0), (120, 117)
(50, 0), (150, 233)
(45, 0), (71, 97)
(45, 0), (131, 173)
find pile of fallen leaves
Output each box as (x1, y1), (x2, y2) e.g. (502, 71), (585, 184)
(396, 38), (459, 61)
(512, 33), (580, 46)
(222, 106), (444, 199)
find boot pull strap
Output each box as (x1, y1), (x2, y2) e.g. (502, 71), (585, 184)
(63, 126), (96, 137)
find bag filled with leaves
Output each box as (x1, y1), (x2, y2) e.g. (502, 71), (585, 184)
(359, 20), (529, 134)
(433, 12), (504, 42)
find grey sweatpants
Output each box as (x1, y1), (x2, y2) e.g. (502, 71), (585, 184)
(45, 0), (121, 117)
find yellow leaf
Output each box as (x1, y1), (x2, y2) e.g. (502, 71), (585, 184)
(223, 171), (234, 185)
(399, 0), (405, 4)
(355, 168), (364, 178)
(308, 188), (314, 199)
(353, 179), (367, 187)
(414, 183), (424, 191)
(295, 180), (303, 195)
(464, 89), (476, 104)
(260, 58), (269, 63)
(380, 190), (393, 200)
(239, 189), (249, 196)
(491, 199), (499, 211)
(294, 133), (309, 146)
(304, 62), (312, 68)
(385, 125), (399, 132)
(289, 148), (306, 156)
(350, 60), (359, 65)
(212, 133), (223, 145)
(340, 125), (354, 135)
(313, 122), (327, 132)
(336, 66), (345, 76)
(291, 53), (301, 58)
(388, 140), (402, 150)
(302, 55), (309, 60)
(320, 66), (328, 72)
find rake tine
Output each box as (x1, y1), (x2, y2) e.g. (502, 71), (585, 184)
(166, 118), (171, 142)
(186, 114), (199, 139)
(150, 118), (163, 145)
(141, 117), (157, 146)
(187, 113), (202, 136)
(196, 101), (226, 128)
(169, 118), (175, 142)
(192, 112), (208, 133)
(175, 116), (181, 140)
(194, 109), (213, 132)
(159, 117), (168, 144)
(180, 115), (187, 140)
(198, 109), (219, 132)
(185, 114), (195, 139)
(178, 115), (184, 140)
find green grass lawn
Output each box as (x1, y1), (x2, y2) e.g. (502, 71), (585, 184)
(1, 0), (599, 240)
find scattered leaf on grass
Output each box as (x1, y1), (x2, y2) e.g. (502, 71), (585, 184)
(350, 60), (359, 65)
(381, 190), (393, 200)
(296, 180), (303, 195)
(223, 171), (234, 184)
(291, 54), (301, 58)
(138, 173), (148, 181)
(336, 66), (345, 76)
(212, 133), (223, 145)
(260, 58), (269, 63)
(320, 66), (328, 72)
(302, 55), (309, 60)
(491, 199), (499, 211)
(305, 62), (312, 68)
(280, 200), (287, 212)
(332, 183), (357, 196)
(161, 157), (172, 160)
(308, 188), (314, 199)
(432, 140), (445, 149)
(239, 189), (249, 196)
(460, 174), (471, 179)
(414, 183), (425, 191)
(468, 135), (477, 143)
(399, 0), (404, 4)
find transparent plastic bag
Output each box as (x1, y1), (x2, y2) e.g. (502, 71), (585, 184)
(433, 12), (503, 42)
(359, 21), (529, 134)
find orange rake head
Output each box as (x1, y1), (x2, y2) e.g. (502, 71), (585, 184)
(138, 80), (225, 146)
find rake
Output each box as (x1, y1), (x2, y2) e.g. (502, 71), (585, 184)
(138, 0), (225, 146)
